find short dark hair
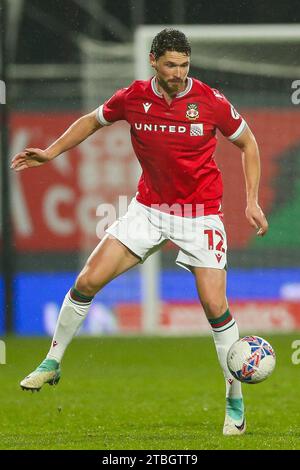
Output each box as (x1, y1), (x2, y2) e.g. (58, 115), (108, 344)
(150, 28), (191, 59)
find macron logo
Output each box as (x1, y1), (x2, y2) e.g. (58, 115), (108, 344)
(215, 253), (223, 263)
(143, 102), (152, 113)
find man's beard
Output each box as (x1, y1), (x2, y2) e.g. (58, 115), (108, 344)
(158, 77), (183, 94)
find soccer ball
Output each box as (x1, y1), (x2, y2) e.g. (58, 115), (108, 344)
(227, 336), (276, 384)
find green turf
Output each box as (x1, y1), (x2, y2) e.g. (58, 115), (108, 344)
(0, 334), (299, 450)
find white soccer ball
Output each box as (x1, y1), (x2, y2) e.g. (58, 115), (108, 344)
(227, 336), (276, 384)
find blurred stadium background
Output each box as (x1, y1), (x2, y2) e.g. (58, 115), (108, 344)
(1, 0), (300, 338)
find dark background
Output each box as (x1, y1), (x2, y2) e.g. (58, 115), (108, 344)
(16, 0), (300, 63)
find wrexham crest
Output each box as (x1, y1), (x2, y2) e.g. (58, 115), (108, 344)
(186, 103), (199, 120)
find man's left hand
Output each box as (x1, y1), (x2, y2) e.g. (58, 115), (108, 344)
(245, 203), (269, 237)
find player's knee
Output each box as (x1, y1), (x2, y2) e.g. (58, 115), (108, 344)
(75, 272), (101, 297)
(201, 298), (227, 318)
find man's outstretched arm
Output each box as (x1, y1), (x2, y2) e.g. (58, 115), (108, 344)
(232, 125), (269, 237)
(11, 109), (102, 171)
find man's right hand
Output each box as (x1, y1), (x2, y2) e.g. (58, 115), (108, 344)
(11, 148), (52, 172)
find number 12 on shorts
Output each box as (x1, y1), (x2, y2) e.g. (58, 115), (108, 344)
(204, 229), (225, 253)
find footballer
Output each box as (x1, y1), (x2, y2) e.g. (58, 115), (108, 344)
(11, 29), (268, 436)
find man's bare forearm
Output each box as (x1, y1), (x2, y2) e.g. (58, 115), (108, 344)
(233, 126), (268, 235)
(234, 127), (261, 205)
(241, 140), (261, 205)
(45, 111), (102, 159)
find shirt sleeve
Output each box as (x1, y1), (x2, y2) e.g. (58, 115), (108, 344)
(212, 88), (247, 141)
(96, 87), (128, 126)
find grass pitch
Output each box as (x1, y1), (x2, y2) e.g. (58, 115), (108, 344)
(0, 334), (299, 450)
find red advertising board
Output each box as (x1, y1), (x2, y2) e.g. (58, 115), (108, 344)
(115, 301), (300, 334)
(10, 113), (137, 250)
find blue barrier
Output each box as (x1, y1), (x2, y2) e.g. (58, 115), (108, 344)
(5, 268), (300, 335)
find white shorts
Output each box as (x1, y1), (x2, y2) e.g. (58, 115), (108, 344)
(106, 198), (227, 272)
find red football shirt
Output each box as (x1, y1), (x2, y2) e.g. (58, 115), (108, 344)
(97, 77), (246, 216)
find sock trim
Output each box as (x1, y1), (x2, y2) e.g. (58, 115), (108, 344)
(70, 287), (94, 303)
(209, 309), (232, 327)
(68, 295), (92, 308)
(212, 320), (236, 333)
